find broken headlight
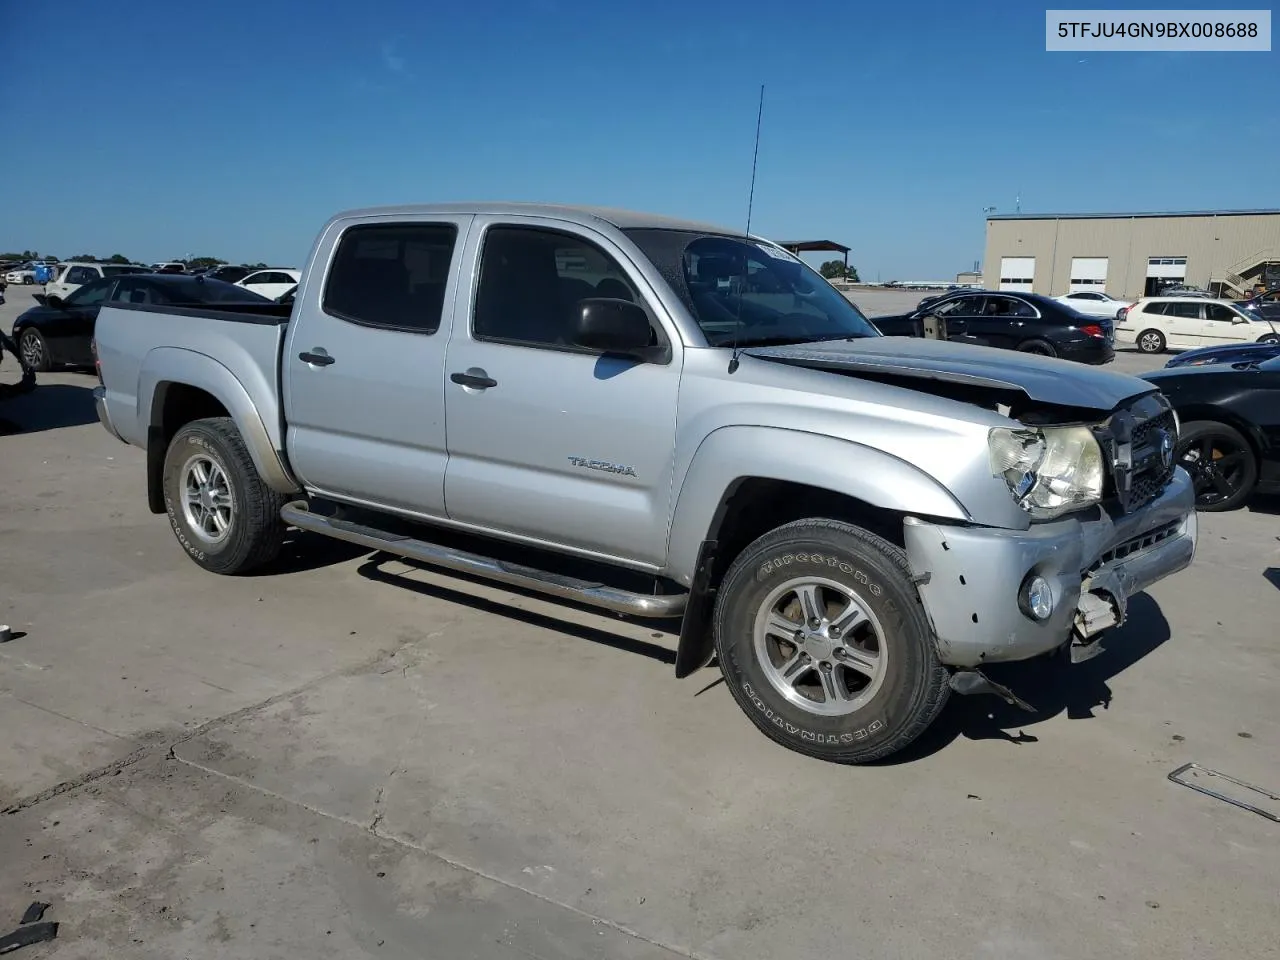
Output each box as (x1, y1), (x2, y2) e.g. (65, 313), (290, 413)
(988, 425), (1105, 519)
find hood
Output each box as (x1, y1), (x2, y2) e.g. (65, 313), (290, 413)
(743, 337), (1153, 411)
(16, 305), (62, 324)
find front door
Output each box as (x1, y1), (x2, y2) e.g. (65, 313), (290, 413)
(442, 217), (682, 569)
(283, 216), (472, 517)
(929, 294), (985, 343)
(1199, 302), (1253, 346)
(969, 294), (1038, 349)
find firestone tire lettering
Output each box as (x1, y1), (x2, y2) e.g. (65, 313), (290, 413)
(758, 552), (883, 597)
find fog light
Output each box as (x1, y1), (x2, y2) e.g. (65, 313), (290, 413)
(1020, 574), (1054, 621)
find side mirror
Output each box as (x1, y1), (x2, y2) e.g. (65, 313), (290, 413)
(572, 298), (664, 360)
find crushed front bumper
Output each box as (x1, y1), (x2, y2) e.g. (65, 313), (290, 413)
(903, 468), (1197, 667)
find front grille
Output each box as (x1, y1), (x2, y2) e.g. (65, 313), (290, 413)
(1099, 392), (1178, 513)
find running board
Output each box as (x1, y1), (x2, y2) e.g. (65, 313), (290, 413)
(281, 502), (688, 619)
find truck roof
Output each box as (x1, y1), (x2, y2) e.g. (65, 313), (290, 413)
(326, 202), (741, 237)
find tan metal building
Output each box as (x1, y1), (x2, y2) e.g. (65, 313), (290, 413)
(983, 209), (1280, 300)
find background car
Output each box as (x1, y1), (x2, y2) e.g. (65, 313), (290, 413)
(150, 261), (187, 273)
(1142, 353), (1280, 511)
(871, 290), (1114, 363)
(205, 264), (257, 284)
(1052, 290), (1133, 320)
(1237, 288), (1280, 322)
(1164, 341), (1280, 368)
(1116, 296), (1280, 353)
(5, 264), (36, 284)
(237, 268), (300, 300)
(45, 261), (148, 299)
(13, 274), (270, 371)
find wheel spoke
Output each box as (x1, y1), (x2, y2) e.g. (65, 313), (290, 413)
(795, 584), (823, 623)
(829, 598), (869, 636)
(210, 509), (229, 534)
(837, 646), (880, 678)
(1214, 451), (1244, 470)
(818, 666), (845, 704)
(765, 611), (801, 639)
(191, 460), (210, 485)
(779, 651), (810, 685)
(210, 489), (233, 509)
(1210, 470), (1235, 497)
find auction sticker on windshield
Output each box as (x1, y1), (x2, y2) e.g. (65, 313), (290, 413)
(1046, 9), (1271, 50)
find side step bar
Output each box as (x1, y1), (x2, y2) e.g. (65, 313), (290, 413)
(281, 502), (688, 619)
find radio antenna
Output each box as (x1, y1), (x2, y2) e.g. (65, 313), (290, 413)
(728, 83), (765, 375)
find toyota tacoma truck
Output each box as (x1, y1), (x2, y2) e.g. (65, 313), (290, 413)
(91, 203), (1197, 763)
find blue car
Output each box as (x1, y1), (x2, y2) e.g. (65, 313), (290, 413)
(1164, 340), (1280, 368)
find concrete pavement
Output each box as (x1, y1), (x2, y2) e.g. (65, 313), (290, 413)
(2, 286), (1278, 958)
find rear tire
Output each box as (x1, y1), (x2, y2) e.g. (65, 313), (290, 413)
(1257, 334), (1280, 345)
(1016, 338), (1056, 357)
(713, 519), (950, 764)
(162, 417), (288, 574)
(1137, 329), (1166, 353)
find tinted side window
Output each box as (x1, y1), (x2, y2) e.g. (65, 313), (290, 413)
(323, 223), (458, 333)
(1167, 302), (1202, 319)
(1144, 302), (1167, 315)
(934, 296), (980, 316)
(473, 225), (644, 348)
(1205, 303), (1237, 322)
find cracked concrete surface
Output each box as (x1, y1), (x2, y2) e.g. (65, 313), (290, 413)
(3, 285), (1280, 957)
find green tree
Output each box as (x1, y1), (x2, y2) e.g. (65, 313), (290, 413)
(818, 260), (859, 282)
(69, 253), (98, 262)
(107, 253), (132, 264)
(186, 256), (227, 269)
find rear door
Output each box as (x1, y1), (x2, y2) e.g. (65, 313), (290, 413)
(969, 294), (1039, 349)
(1163, 301), (1205, 347)
(441, 215), (682, 568)
(283, 216), (472, 517)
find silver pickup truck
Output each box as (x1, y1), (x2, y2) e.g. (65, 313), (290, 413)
(92, 203), (1197, 763)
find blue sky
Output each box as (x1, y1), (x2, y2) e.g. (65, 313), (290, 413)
(2, 0), (1275, 277)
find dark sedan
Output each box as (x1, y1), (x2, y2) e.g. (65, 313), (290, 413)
(871, 291), (1114, 364)
(13, 274), (270, 371)
(1237, 288), (1280, 322)
(1142, 353), (1280, 511)
(1164, 341), (1280, 368)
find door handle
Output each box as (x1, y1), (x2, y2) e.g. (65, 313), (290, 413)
(299, 350), (335, 366)
(451, 371), (498, 389)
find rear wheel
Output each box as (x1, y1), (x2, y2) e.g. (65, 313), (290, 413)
(162, 417), (288, 574)
(1016, 338), (1056, 357)
(1258, 334), (1280, 345)
(713, 519), (950, 764)
(1176, 420), (1258, 512)
(18, 329), (50, 371)
(1137, 329), (1166, 353)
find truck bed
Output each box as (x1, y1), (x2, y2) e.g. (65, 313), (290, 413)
(94, 301), (292, 457)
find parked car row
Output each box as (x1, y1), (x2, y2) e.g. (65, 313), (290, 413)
(1116, 296), (1279, 353)
(871, 290), (1115, 364)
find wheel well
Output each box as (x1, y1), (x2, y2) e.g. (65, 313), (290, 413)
(708, 478), (906, 586)
(146, 383), (229, 513)
(672, 478), (910, 679)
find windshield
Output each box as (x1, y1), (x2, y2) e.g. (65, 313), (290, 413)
(624, 230), (880, 347)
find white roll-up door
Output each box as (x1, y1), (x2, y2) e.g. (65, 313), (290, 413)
(1069, 257), (1108, 293)
(1146, 257), (1187, 279)
(999, 256), (1035, 292)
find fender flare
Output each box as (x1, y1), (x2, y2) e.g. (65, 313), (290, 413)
(138, 347), (299, 501)
(666, 425), (970, 586)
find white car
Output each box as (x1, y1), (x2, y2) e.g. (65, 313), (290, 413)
(46, 262), (148, 299)
(237, 269), (301, 301)
(5, 266), (36, 284)
(1116, 296), (1280, 354)
(1053, 291), (1133, 320)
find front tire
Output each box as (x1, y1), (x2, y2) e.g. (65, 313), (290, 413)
(1176, 420), (1258, 512)
(18, 329), (50, 371)
(162, 417), (288, 574)
(713, 519), (950, 764)
(1137, 329), (1166, 353)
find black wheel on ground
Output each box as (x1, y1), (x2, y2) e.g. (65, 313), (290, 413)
(712, 519), (950, 764)
(1176, 420), (1258, 512)
(1257, 334), (1280, 345)
(18, 329), (50, 371)
(1016, 338), (1056, 357)
(162, 416), (288, 574)
(22, 276), (33, 285)
(1137, 329), (1166, 353)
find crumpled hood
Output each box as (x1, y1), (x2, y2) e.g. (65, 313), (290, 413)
(743, 336), (1154, 411)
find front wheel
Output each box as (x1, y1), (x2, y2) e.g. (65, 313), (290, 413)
(1257, 334), (1280, 345)
(713, 519), (950, 764)
(1176, 420), (1258, 512)
(18, 329), (50, 371)
(162, 417), (288, 574)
